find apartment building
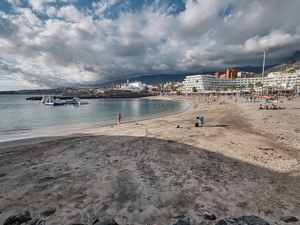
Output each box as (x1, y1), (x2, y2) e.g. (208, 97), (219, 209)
(215, 68), (238, 79)
(181, 70), (300, 93)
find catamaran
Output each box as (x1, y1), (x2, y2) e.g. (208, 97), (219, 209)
(41, 96), (81, 106)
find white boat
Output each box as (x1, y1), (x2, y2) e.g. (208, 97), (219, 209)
(41, 96), (81, 106)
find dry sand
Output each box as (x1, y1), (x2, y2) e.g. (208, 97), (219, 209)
(0, 95), (299, 225)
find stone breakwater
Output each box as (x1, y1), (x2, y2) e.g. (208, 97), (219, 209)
(3, 210), (298, 225)
(26, 92), (153, 100)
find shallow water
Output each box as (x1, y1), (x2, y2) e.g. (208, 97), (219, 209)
(0, 95), (189, 142)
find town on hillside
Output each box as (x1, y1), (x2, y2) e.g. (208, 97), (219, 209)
(1, 68), (300, 98)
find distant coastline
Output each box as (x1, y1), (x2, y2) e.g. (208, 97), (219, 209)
(1, 90), (154, 99)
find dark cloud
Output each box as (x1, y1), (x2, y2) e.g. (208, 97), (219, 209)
(0, 0), (300, 90)
(81, 65), (96, 73)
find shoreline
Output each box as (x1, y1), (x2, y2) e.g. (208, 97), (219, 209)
(0, 97), (192, 147)
(0, 95), (299, 224)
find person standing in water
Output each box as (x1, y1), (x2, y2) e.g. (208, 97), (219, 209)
(117, 113), (122, 124)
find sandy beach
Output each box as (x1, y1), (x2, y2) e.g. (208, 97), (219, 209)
(0, 95), (299, 225)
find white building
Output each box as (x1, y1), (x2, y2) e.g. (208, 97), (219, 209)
(119, 79), (152, 93)
(181, 70), (300, 93)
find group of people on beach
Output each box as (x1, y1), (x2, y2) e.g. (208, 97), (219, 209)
(259, 103), (282, 110)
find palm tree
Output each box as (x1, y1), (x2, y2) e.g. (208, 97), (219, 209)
(170, 82), (176, 91)
(229, 84), (237, 93)
(247, 83), (254, 94)
(255, 82), (263, 94)
(176, 84), (184, 93)
(280, 67), (287, 73)
(255, 82), (262, 87)
(288, 68), (296, 74)
(249, 88), (255, 94)
(111, 82), (115, 89)
(280, 67), (287, 90)
(166, 82), (175, 91)
(155, 84), (161, 91)
(285, 68), (295, 93)
(192, 87), (197, 93)
(143, 86), (149, 93)
(210, 81), (217, 92)
(293, 82), (300, 92)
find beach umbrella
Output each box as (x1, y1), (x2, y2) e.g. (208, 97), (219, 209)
(262, 96), (271, 99)
(261, 99), (270, 104)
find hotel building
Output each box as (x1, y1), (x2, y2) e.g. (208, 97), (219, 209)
(181, 69), (300, 94)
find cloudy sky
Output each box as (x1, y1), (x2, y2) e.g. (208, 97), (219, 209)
(0, 0), (300, 91)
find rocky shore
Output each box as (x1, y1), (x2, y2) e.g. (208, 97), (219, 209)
(3, 210), (299, 225)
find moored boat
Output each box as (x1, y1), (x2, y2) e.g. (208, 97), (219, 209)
(41, 96), (81, 106)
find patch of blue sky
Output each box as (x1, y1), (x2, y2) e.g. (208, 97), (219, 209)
(167, 0), (185, 15)
(0, 1), (13, 14)
(160, 38), (167, 44)
(81, 0), (185, 20)
(218, 3), (234, 19)
(6, 59), (20, 65)
(0, 17), (10, 28)
(31, 65), (44, 70)
(1, 0), (185, 21)
(0, 74), (15, 81)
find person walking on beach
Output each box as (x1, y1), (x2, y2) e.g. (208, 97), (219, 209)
(117, 113), (122, 124)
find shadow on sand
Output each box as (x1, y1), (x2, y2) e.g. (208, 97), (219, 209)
(203, 124), (229, 128)
(0, 134), (299, 225)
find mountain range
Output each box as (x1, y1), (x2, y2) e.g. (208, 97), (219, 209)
(266, 51), (300, 72)
(97, 51), (300, 86)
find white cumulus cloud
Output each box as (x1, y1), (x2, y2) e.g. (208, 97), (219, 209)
(0, 0), (300, 90)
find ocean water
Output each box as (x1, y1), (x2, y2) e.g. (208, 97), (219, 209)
(0, 95), (189, 142)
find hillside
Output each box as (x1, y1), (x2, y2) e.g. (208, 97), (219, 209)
(95, 74), (192, 87)
(98, 65), (274, 86)
(128, 51), (300, 85)
(267, 51), (300, 72)
(89, 51), (300, 86)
